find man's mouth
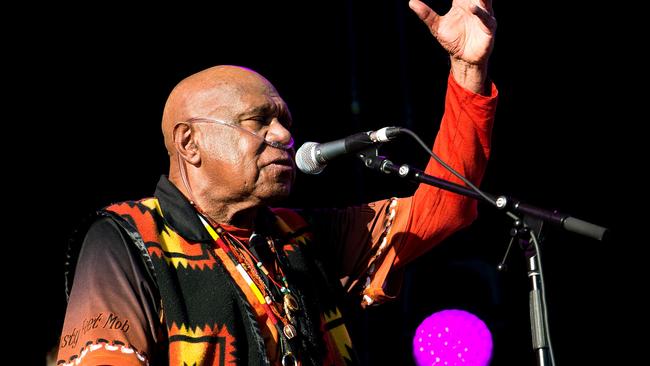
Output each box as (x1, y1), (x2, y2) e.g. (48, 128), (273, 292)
(266, 158), (294, 168)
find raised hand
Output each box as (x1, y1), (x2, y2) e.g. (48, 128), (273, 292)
(409, 0), (496, 65)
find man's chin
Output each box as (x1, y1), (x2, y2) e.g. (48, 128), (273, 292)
(258, 184), (292, 205)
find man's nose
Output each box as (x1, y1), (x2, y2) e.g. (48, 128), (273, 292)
(267, 118), (293, 146)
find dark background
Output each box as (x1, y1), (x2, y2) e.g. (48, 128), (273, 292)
(20, 1), (644, 365)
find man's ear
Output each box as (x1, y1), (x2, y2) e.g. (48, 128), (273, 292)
(173, 122), (200, 165)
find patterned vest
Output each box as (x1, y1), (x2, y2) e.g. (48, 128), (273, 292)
(98, 198), (357, 366)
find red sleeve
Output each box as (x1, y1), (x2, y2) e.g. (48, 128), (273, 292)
(337, 74), (498, 307)
(394, 72), (498, 266)
(56, 218), (163, 366)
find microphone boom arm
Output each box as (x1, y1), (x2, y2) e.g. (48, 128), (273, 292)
(357, 150), (608, 241)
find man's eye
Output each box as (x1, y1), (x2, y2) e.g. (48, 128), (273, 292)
(240, 118), (267, 131)
(253, 116), (270, 123)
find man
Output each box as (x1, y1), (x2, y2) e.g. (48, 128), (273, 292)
(57, 0), (498, 365)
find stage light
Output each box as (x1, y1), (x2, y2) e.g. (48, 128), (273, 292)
(413, 309), (492, 366)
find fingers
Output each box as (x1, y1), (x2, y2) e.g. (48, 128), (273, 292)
(471, 4), (497, 32)
(408, 0), (440, 29)
(476, 0), (494, 16)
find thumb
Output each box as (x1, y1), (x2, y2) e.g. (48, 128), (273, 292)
(409, 0), (440, 29)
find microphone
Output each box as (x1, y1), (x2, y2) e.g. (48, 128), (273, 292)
(295, 127), (401, 174)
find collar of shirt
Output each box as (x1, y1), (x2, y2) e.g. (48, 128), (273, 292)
(154, 175), (214, 243)
(153, 175), (277, 244)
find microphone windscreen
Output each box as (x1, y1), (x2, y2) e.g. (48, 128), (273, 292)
(295, 141), (325, 174)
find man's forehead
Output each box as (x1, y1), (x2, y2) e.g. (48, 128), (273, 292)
(211, 79), (278, 101)
(193, 83), (286, 117)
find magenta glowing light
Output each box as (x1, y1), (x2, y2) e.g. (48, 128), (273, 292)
(412, 309), (493, 366)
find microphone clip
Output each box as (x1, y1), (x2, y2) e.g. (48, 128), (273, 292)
(357, 147), (396, 175)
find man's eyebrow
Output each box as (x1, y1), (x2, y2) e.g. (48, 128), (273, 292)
(237, 104), (276, 118)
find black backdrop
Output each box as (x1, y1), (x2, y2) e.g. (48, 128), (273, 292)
(27, 1), (644, 365)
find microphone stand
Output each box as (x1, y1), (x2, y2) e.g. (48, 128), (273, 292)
(357, 149), (609, 366)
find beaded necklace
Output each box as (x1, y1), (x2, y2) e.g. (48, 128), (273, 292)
(197, 214), (300, 366)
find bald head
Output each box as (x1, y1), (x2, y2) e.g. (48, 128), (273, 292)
(161, 65), (279, 155)
(160, 65), (295, 226)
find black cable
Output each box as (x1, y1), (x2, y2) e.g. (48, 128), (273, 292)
(399, 127), (519, 221)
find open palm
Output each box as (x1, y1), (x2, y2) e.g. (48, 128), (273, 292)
(410, 0), (496, 65)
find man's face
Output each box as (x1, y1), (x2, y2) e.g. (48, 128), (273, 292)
(195, 81), (295, 205)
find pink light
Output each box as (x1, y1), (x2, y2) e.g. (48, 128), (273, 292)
(412, 309), (492, 366)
